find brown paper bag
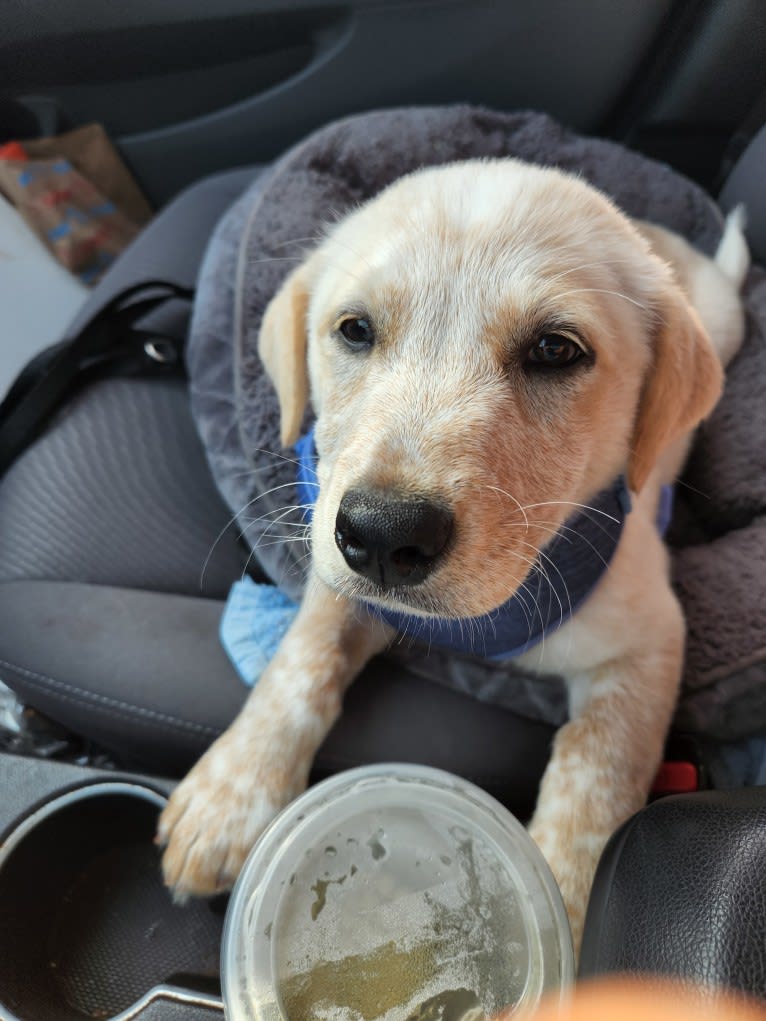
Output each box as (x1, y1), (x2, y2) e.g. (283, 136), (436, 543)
(0, 155), (141, 284)
(21, 123), (153, 226)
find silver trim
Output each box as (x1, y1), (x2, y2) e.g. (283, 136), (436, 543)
(143, 338), (179, 364)
(0, 985), (224, 1021)
(113, 984), (224, 1018)
(0, 781), (166, 872)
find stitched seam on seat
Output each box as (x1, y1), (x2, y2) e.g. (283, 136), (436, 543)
(12, 682), (210, 738)
(0, 656), (220, 737)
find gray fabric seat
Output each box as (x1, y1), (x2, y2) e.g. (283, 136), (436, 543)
(0, 167), (555, 813)
(0, 378), (247, 599)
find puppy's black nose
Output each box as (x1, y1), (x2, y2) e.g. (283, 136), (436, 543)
(335, 489), (453, 588)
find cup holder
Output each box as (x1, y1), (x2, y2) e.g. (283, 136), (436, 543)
(0, 782), (224, 1020)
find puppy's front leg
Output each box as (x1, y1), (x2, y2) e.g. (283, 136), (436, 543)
(528, 633), (683, 957)
(159, 574), (391, 900)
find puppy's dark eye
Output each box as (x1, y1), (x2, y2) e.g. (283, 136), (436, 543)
(526, 334), (586, 368)
(338, 317), (375, 351)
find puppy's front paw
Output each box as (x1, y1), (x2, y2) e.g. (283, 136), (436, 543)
(157, 733), (303, 901)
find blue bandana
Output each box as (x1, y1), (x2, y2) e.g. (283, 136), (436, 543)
(295, 429), (672, 661)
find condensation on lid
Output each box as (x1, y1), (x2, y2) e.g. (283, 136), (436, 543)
(222, 765), (573, 1021)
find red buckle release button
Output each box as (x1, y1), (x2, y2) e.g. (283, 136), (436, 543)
(0, 141), (28, 161)
(651, 761), (699, 796)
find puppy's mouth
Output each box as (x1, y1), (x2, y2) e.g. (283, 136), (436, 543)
(338, 574), (455, 619)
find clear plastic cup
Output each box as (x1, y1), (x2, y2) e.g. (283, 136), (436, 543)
(222, 764), (573, 1021)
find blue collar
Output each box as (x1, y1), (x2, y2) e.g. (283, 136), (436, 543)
(295, 429), (671, 661)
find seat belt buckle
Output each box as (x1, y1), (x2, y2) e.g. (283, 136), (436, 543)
(650, 734), (706, 798)
(651, 760), (700, 797)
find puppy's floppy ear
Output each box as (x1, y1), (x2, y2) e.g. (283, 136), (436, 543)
(258, 259), (315, 448)
(628, 282), (723, 492)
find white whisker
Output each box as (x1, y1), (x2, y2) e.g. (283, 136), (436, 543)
(555, 286), (649, 312)
(515, 499), (620, 525)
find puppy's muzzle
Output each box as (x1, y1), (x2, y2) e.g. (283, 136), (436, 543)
(334, 489), (453, 588)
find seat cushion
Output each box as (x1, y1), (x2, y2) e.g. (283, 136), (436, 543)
(0, 578), (554, 815)
(0, 378), (247, 599)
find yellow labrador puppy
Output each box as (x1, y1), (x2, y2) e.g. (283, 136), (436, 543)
(159, 160), (748, 952)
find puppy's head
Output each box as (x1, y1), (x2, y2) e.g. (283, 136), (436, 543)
(259, 160), (722, 619)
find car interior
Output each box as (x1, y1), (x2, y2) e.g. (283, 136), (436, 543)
(1, 1), (766, 1018)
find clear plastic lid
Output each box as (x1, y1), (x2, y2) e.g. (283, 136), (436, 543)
(222, 764), (573, 1021)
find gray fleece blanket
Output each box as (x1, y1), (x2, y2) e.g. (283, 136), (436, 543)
(187, 106), (766, 741)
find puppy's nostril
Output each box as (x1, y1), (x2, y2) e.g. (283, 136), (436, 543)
(390, 546), (425, 576)
(345, 536), (366, 552)
(334, 524), (369, 561)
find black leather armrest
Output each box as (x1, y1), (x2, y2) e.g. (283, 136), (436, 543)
(580, 787), (766, 997)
